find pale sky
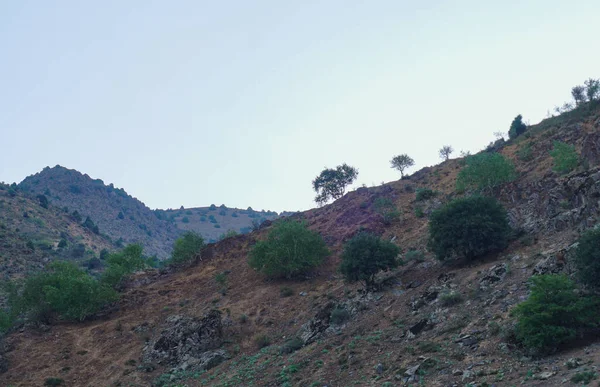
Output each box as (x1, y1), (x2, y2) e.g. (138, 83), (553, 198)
(1, 1), (598, 212)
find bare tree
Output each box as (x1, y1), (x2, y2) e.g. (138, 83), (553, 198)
(493, 131), (505, 140)
(390, 154), (415, 178)
(438, 145), (454, 161)
(572, 85), (586, 106)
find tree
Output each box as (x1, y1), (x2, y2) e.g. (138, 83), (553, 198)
(428, 196), (510, 261)
(584, 78), (600, 101)
(82, 216), (99, 234)
(571, 85), (586, 106)
(340, 232), (400, 290)
(312, 163), (358, 205)
(390, 154), (415, 177)
(248, 219), (328, 279)
(101, 244), (146, 288)
(508, 114), (527, 139)
(37, 194), (49, 209)
(511, 275), (600, 355)
(438, 146), (454, 161)
(550, 141), (578, 174)
(170, 231), (204, 265)
(575, 228), (600, 289)
(456, 152), (516, 193)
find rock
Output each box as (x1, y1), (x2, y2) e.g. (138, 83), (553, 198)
(408, 319), (429, 335)
(297, 303), (335, 345)
(452, 369), (462, 376)
(376, 363), (384, 375)
(537, 371), (555, 380)
(142, 310), (225, 372)
(479, 264), (508, 290)
(532, 252), (567, 276)
(405, 364), (420, 377)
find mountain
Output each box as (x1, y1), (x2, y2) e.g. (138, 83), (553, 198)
(2, 102), (600, 386)
(19, 166), (180, 259)
(0, 185), (115, 280)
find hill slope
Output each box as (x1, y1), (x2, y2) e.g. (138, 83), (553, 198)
(0, 185), (115, 280)
(19, 166), (180, 259)
(2, 104), (600, 386)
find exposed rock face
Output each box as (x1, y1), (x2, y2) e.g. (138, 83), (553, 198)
(501, 166), (600, 236)
(298, 303), (335, 345)
(142, 310), (226, 372)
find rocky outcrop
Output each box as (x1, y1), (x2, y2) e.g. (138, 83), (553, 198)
(142, 310), (227, 372)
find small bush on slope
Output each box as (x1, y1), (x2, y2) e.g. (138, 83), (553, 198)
(248, 219), (329, 279)
(550, 141), (578, 174)
(170, 231), (205, 265)
(575, 228), (600, 289)
(373, 197), (400, 225)
(511, 274), (600, 355)
(428, 196), (510, 261)
(456, 153), (516, 193)
(340, 232), (400, 289)
(101, 244), (147, 288)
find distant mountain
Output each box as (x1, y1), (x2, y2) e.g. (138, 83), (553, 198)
(18, 165), (289, 256)
(157, 205), (281, 243)
(19, 166), (179, 259)
(0, 183), (115, 279)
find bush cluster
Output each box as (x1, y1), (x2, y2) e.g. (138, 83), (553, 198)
(170, 231), (204, 265)
(428, 196), (510, 261)
(248, 219), (328, 279)
(456, 153), (516, 192)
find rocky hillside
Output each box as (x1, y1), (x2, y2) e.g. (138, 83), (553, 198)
(2, 103), (600, 386)
(19, 166), (180, 259)
(158, 206), (282, 243)
(0, 185), (115, 280)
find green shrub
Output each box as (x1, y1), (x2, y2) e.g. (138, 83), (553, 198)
(170, 231), (204, 265)
(439, 291), (463, 306)
(428, 196), (510, 261)
(0, 309), (11, 333)
(280, 286), (294, 297)
(101, 244), (146, 288)
(82, 217), (99, 234)
(57, 238), (67, 249)
(516, 142), (533, 161)
(508, 114), (527, 139)
(214, 224), (221, 228)
(340, 232), (400, 289)
(570, 371), (597, 384)
(575, 228), (600, 289)
(414, 206), (424, 218)
(254, 334), (271, 349)
(44, 378), (65, 386)
(279, 337), (304, 354)
(511, 274), (600, 355)
(248, 219), (328, 279)
(404, 250), (425, 263)
(181, 217), (190, 223)
(550, 141), (578, 174)
(218, 229), (238, 241)
(373, 197), (400, 225)
(14, 261), (118, 322)
(330, 307), (351, 325)
(456, 153), (516, 192)
(71, 243), (86, 258)
(415, 188), (437, 201)
(37, 194), (49, 209)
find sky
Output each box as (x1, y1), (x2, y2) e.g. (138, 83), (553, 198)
(1, 0), (599, 212)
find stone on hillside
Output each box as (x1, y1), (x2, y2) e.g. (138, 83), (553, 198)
(297, 303), (334, 345)
(142, 310), (226, 371)
(479, 263), (508, 290)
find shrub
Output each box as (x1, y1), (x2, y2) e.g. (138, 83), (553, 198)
(571, 85), (586, 106)
(373, 197), (400, 225)
(44, 378), (65, 386)
(312, 163), (359, 205)
(16, 261), (118, 322)
(248, 219), (329, 279)
(516, 142), (533, 161)
(456, 153), (516, 192)
(340, 232), (400, 289)
(218, 229), (238, 241)
(279, 337), (304, 354)
(415, 188), (437, 201)
(550, 141), (578, 174)
(101, 244), (146, 288)
(575, 228), (600, 289)
(414, 206), (424, 218)
(511, 275), (600, 355)
(214, 224), (221, 228)
(390, 154), (415, 177)
(0, 309), (11, 333)
(404, 250), (425, 263)
(571, 371), (597, 384)
(585, 78), (600, 101)
(71, 243), (86, 258)
(254, 334), (271, 349)
(181, 217), (189, 223)
(508, 114), (527, 139)
(428, 196), (510, 261)
(37, 194), (49, 209)
(170, 231), (204, 265)
(439, 291), (463, 306)
(330, 307), (351, 325)
(71, 210), (82, 222)
(82, 217), (99, 234)
(215, 272), (228, 287)
(280, 286), (294, 297)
